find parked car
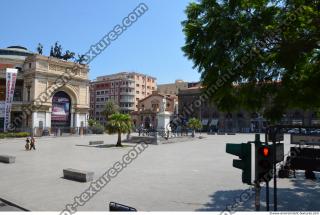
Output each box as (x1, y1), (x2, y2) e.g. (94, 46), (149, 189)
(310, 129), (320, 135)
(287, 128), (306, 134)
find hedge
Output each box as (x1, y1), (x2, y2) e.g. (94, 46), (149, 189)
(0, 132), (31, 139)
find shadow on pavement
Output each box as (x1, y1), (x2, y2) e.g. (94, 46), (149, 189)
(197, 172), (320, 211)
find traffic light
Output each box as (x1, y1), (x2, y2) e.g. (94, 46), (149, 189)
(255, 145), (273, 182)
(226, 143), (252, 185)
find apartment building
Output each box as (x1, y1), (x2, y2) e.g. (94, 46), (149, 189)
(90, 72), (156, 124)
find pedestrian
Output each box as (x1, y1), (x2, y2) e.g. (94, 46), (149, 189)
(25, 137), (30, 151)
(29, 136), (36, 150)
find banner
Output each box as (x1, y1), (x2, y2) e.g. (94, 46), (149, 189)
(4, 68), (18, 131)
(52, 96), (70, 121)
(0, 101), (5, 118)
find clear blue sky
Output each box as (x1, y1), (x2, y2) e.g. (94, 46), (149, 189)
(1, 0), (199, 84)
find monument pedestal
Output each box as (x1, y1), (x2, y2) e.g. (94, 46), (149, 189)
(157, 111), (172, 135)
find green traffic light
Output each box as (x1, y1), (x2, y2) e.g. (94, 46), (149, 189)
(226, 143), (252, 185)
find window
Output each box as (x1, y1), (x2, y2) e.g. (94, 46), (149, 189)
(136, 91), (139, 94)
(136, 84), (139, 87)
(136, 98), (139, 101)
(96, 91), (100, 95)
(27, 87), (31, 101)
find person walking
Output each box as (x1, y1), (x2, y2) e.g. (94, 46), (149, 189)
(29, 136), (36, 150)
(25, 137), (30, 151)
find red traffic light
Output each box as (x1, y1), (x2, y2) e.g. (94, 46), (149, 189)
(262, 147), (269, 157)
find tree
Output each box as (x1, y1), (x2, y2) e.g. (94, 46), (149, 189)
(103, 101), (119, 122)
(107, 113), (132, 147)
(36, 43), (43, 55)
(187, 118), (202, 137)
(182, 0), (320, 122)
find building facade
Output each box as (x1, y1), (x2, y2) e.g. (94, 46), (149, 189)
(157, 79), (188, 96)
(0, 46), (90, 135)
(178, 86), (320, 132)
(89, 72), (157, 124)
(131, 91), (178, 129)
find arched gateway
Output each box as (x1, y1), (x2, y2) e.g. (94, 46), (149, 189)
(51, 91), (71, 128)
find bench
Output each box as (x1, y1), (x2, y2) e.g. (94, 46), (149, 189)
(63, 168), (94, 182)
(0, 155), (15, 164)
(89, 141), (104, 145)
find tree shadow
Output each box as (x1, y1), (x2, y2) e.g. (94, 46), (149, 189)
(197, 172), (320, 211)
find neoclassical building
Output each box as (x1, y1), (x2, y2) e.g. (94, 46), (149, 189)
(0, 46), (90, 135)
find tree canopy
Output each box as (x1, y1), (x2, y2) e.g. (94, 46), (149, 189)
(182, 0), (320, 122)
(107, 113), (132, 147)
(103, 101), (120, 121)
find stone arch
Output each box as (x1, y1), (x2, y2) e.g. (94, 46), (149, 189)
(51, 85), (79, 106)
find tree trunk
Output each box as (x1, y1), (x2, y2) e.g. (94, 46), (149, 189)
(116, 130), (122, 147)
(192, 129), (195, 137)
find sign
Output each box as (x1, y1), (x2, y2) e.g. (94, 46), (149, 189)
(52, 95), (70, 121)
(4, 68), (18, 131)
(267, 128), (284, 142)
(274, 143), (284, 163)
(291, 134), (320, 146)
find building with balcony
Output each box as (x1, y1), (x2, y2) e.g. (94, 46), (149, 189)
(0, 46), (90, 134)
(89, 72), (157, 124)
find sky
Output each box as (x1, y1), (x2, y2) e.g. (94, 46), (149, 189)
(0, 0), (200, 84)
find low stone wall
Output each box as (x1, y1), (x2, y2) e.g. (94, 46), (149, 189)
(63, 168), (94, 182)
(0, 155), (15, 164)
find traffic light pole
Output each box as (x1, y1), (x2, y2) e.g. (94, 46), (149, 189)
(273, 138), (277, 211)
(264, 131), (270, 211)
(254, 183), (261, 211)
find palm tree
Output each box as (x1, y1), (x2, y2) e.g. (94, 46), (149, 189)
(188, 118), (202, 137)
(103, 101), (119, 122)
(107, 113), (132, 147)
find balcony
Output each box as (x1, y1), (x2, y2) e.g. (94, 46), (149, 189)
(120, 98), (135, 103)
(120, 106), (135, 111)
(120, 91), (135, 95)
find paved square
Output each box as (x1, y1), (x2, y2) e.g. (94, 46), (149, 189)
(0, 134), (319, 211)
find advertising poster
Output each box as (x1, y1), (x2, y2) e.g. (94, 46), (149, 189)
(4, 68), (17, 131)
(52, 96), (70, 121)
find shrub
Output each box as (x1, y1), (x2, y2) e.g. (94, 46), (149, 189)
(0, 132), (31, 139)
(89, 123), (105, 134)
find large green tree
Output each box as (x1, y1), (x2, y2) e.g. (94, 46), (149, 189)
(182, 0), (320, 122)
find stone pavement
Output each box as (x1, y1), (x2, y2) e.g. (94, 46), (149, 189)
(0, 133), (319, 211)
